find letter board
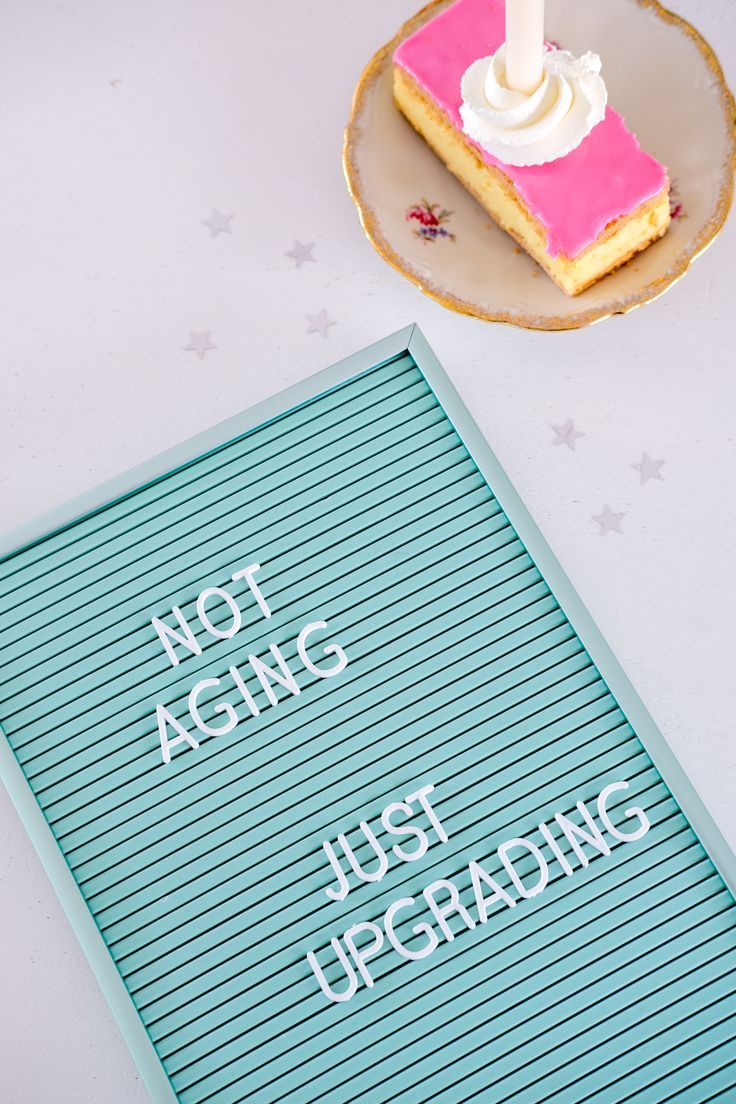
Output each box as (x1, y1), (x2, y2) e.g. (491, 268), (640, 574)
(1, 325), (734, 1104)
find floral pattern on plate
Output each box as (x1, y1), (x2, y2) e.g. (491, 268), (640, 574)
(406, 199), (456, 242)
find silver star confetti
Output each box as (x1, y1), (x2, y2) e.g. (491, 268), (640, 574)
(286, 240), (316, 268)
(552, 419), (585, 451)
(185, 331), (216, 360)
(306, 310), (336, 338)
(632, 452), (665, 485)
(593, 505), (625, 537)
(202, 209), (234, 237)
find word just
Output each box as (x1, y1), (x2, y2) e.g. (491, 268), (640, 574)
(307, 780), (650, 1003)
(151, 562), (348, 764)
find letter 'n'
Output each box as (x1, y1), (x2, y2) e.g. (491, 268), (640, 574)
(152, 608), (202, 668)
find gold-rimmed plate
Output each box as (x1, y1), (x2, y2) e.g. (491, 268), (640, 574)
(344, 0), (735, 331)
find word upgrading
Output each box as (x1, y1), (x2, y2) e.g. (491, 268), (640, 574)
(307, 780), (650, 1003)
(150, 562), (348, 764)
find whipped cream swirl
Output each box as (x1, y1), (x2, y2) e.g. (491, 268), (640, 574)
(460, 44), (607, 167)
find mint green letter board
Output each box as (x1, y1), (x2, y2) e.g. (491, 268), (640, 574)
(1, 325), (735, 1104)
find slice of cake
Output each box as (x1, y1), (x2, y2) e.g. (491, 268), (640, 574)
(393, 0), (670, 297)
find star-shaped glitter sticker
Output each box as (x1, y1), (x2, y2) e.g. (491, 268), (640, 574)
(202, 209), (234, 237)
(306, 310), (336, 338)
(551, 419), (585, 451)
(593, 505), (625, 537)
(632, 452), (665, 485)
(285, 240), (316, 268)
(185, 331), (216, 360)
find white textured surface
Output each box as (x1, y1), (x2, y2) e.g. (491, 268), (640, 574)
(0, 1), (733, 1100)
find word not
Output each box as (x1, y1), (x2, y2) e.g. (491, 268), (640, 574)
(307, 780), (649, 1003)
(152, 563), (271, 668)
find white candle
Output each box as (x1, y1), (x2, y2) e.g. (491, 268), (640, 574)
(504, 0), (545, 95)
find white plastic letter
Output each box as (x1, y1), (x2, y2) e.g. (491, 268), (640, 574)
(497, 838), (549, 899)
(343, 922), (384, 988)
(297, 621), (348, 678)
(196, 587), (242, 640)
(188, 678), (238, 737)
(228, 665), (261, 718)
(231, 563), (272, 620)
(338, 823), (389, 885)
(307, 940), (358, 1004)
(156, 704), (200, 765)
(249, 644), (300, 706)
(598, 781), (650, 842)
(151, 608), (202, 668)
(381, 801), (429, 863)
(404, 784), (449, 844)
(423, 879), (476, 942)
(385, 897), (440, 961)
(555, 807), (610, 869)
(538, 821), (574, 876)
(323, 840), (352, 903)
(469, 860), (516, 923)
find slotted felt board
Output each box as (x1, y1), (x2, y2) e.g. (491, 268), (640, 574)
(1, 326), (735, 1104)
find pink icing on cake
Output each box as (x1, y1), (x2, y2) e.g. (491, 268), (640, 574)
(394, 0), (669, 259)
